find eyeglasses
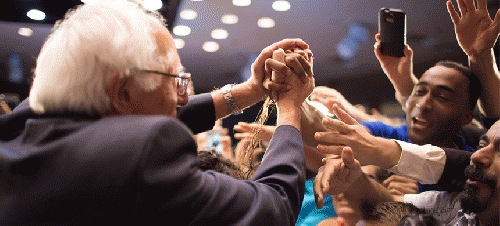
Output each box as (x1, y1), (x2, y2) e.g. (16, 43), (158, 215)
(126, 68), (191, 95)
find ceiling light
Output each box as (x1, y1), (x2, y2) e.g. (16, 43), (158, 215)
(272, 1), (290, 11)
(173, 25), (191, 36)
(211, 29), (229, 40)
(142, 0), (163, 11)
(18, 28), (33, 37)
(81, 0), (98, 4)
(233, 0), (251, 6)
(221, 14), (238, 24)
(180, 9), (198, 20)
(202, 41), (219, 52)
(27, 9), (46, 21)
(257, 17), (275, 28)
(173, 39), (185, 49)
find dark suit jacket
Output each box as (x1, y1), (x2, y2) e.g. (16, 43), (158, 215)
(0, 94), (306, 226)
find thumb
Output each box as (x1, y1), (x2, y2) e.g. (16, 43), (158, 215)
(341, 147), (356, 168)
(404, 45), (413, 58)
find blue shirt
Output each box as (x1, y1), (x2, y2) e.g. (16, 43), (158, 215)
(360, 122), (476, 192)
(296, 177), (336, 226)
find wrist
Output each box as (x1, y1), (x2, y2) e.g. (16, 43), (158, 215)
(242, 79), (267, 102)
(469, 49), (494, 63)
(375, 137), (402, 169)
(276, 104), (301, 130)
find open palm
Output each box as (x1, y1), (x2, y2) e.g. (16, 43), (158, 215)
(447, 0), (500, 56)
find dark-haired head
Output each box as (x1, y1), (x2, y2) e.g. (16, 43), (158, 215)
(435, 61), (480, 111)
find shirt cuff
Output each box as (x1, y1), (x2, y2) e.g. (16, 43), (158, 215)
(388, 140), (446, 184)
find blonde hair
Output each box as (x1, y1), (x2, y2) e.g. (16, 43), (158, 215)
(30, 0), (172, 115)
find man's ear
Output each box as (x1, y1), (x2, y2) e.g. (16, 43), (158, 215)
(106, 72), (132, 115)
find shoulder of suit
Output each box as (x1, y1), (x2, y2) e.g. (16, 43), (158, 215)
(95, 115), (190, 133)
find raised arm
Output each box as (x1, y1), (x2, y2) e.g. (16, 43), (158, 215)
(374, 34), (418, 108)
(447, 0), (500, 118)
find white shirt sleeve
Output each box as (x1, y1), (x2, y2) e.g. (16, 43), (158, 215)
(387, 140), (446, 184)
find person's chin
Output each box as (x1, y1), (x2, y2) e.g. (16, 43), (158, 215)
(460, 182), (494, 213)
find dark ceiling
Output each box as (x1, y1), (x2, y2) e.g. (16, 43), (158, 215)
(0, 0), (498, 112)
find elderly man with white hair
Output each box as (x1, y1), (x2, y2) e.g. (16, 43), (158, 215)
(0, 1), (315, 225)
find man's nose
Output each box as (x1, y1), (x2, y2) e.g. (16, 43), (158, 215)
(470, 145), (494, 169)
(416, 94), (432, 111)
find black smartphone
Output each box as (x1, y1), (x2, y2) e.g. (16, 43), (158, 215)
(378, 8), (406, 57)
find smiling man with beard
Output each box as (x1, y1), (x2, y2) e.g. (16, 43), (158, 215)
(457, 127), (500, 225)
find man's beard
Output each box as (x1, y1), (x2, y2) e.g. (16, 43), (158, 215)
(459, 165), (497, 214)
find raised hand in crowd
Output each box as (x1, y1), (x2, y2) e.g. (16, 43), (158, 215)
(447, 0), (500, 57)
(313, 147), (363, 209)
(382, 174), (420, 196)
(314, 104), (401, 169)
(447, 0), (500, 118)
(374, 34), (417, 108)
(233, 122), (276, 142)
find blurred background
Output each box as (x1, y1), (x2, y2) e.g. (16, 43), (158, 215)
(0, 0), (498, 130)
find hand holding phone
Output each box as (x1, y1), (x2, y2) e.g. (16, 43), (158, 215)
(378, 8), (406, 57)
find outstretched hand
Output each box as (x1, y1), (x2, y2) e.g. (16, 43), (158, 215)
(314, 104), (401, 169)
(233, 122), (276, 142)
(447, 0), (500, 57)
(313, 147), (363, 209)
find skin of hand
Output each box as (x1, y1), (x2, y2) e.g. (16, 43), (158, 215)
(313, 147), (363, 209)
(447, 0), (500, 118)
(233, 122), (276, 142)
(382, 174), (420, 196)
(374, 33), (417, 104)
(314, 104), (401, 169)
(309, 86), (351, 113)
(249, 38), (310, 98)
(264, 47), (314, 98)
(303, 143), (328, 171)
(309, 86), (377, 123)
(447, 0), (500, 57)
(213, 39), (311, 120)
(264, 47), (315, 131)
(266, 49), (315, 109)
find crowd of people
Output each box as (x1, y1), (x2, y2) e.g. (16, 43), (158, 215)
(0, 0), (499, 225)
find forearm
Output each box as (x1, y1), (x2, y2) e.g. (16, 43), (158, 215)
(277, 104), (301, 132)
(469, 49), (500, 118)
(212, 81), (266, 119)
(388, 72), (418, 99)
(303, 144), (326, 171)
(343, 173), (395, 217)
(299, 101), (328, 146)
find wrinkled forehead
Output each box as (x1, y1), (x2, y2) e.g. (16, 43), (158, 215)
(486, 120), (500, 142)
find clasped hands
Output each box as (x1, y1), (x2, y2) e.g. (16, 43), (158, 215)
(251, 38), (314, 102)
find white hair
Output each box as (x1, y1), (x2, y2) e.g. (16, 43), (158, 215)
(30, 0), (173, 115)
